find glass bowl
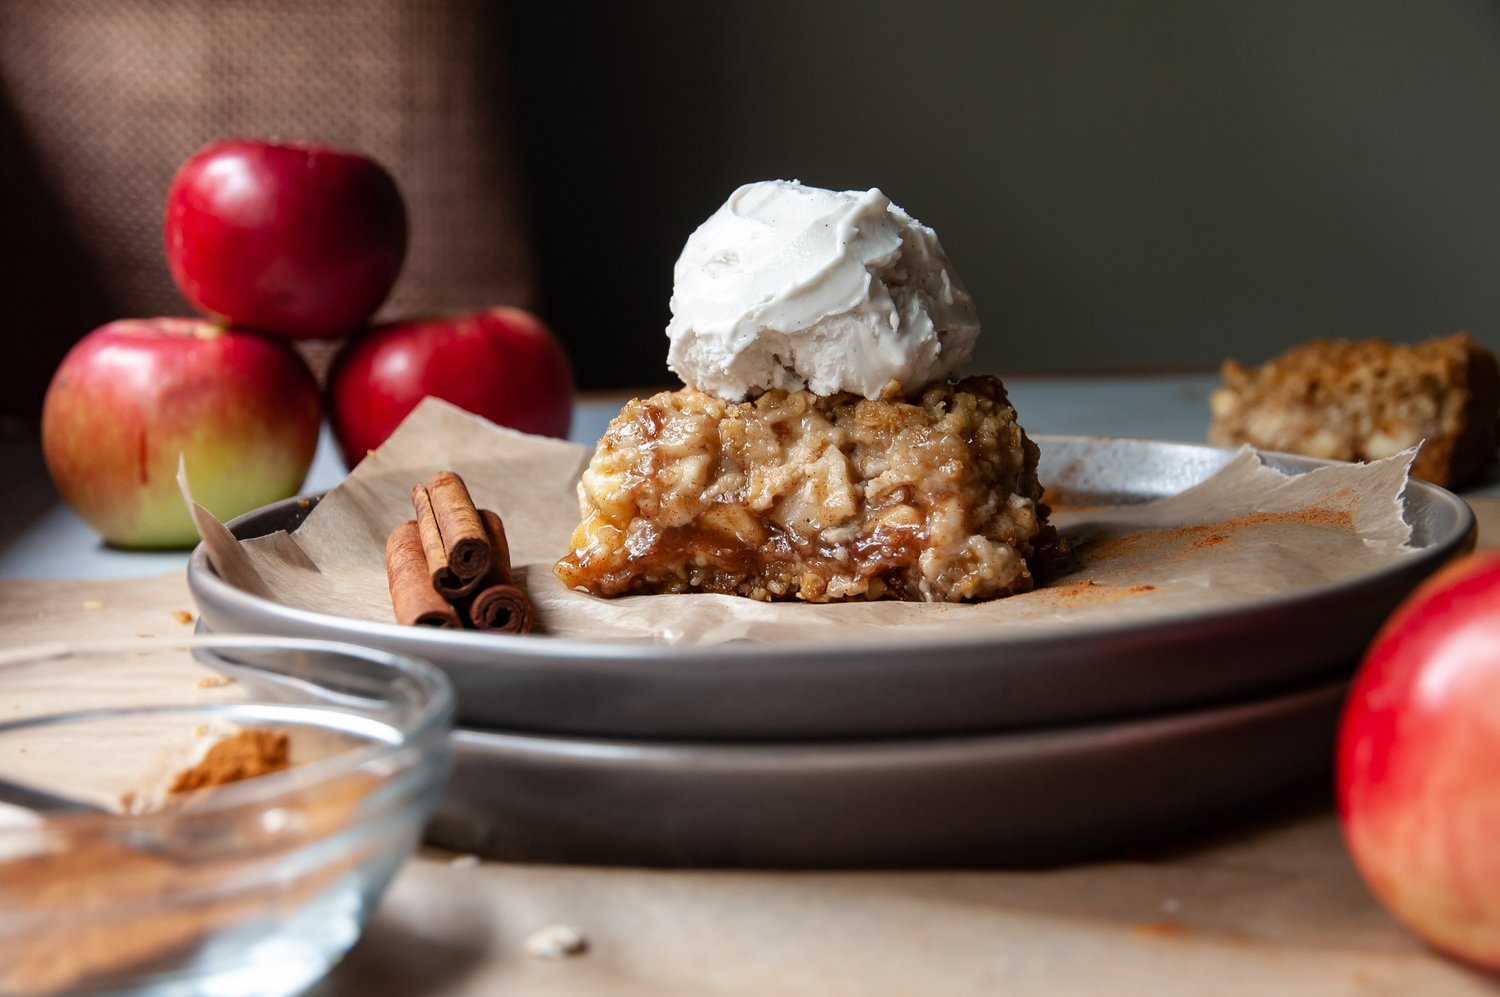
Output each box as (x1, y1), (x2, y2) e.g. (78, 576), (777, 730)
(0, 635), (453, 997)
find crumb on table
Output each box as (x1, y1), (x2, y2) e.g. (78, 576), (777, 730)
(526, 924), (588, 960)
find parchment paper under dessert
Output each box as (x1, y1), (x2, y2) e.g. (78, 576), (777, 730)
(191, 397), (1421, 645)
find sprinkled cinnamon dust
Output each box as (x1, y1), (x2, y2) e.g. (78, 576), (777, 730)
(1046, 579), (1103, 600)
(1081, 507), (1354, 562)
(1020, 579), (1161, 607)
(1133, 919), (1190, 938)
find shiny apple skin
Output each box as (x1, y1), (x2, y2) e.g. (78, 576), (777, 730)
(41, 318), (322, 548)
(164, 139), (408, 340)
(327, 307), (574, 468)
(1337, 548), (1500, 970)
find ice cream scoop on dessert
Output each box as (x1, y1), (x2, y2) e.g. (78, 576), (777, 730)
(665, 180), (981, 400)
(555, 180), (1057, 603)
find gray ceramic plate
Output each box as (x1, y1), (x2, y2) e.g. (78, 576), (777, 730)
(426, 676), (1348, 867)
(187, 437), (1473, 740)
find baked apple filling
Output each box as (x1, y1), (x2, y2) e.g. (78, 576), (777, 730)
(555, 375), (1056, 603)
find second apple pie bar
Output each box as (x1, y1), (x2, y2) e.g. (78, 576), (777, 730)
(1208, 333), (1499, 488)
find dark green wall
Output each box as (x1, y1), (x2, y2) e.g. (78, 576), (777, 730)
(507, 1), (1500, 387)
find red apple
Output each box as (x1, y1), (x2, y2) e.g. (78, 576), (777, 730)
(1337, 548), (1500, 970)
(41, 318), (322, 548)
(164, 139), (408, 339)
(326, 307), (574, 467)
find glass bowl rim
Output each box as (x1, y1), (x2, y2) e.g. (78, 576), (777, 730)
(0, 634), (454, 827)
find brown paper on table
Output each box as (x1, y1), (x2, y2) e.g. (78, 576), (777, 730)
(191, 397), (1422, 646)
(3, 578), (1487, 995)
(0, 640), (249, 832)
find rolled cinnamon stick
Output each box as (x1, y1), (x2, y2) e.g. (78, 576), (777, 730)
(413, 471), (491, 598)
(464, 508), (535, 634)
(386, 520), (462, 628)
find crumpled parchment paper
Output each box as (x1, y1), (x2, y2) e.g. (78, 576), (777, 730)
(190, 397), (1420, 645)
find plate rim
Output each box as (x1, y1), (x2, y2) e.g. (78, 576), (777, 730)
(451, 673), (1348, 755)
(428, 670), (1348, 865)
(187, 435), (1475, 665)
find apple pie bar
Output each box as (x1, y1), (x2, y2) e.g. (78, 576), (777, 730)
(1208, 333), (1500, 488)
(554, 375), (1057, 603)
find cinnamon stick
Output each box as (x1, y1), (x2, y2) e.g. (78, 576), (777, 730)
(385, 520), (462, 628)
(412, 471), (491, 598)
(463, 508), (535, 634)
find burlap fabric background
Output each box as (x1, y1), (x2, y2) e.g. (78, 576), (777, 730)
(0, 0), (535, 415)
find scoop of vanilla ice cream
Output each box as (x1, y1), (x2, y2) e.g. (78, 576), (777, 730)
(665, 180), (981, 400)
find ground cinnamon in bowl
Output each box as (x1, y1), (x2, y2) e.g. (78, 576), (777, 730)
(1, 728), (292, 992)
(0, 636), (453, 997)
(169, 728), (290, 793)
(0, 734), (374, 995)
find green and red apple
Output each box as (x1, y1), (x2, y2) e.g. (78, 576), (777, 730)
(41, 318), (321, 548)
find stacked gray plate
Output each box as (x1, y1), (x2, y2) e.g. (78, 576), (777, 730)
(188, 437), (1474, 867)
